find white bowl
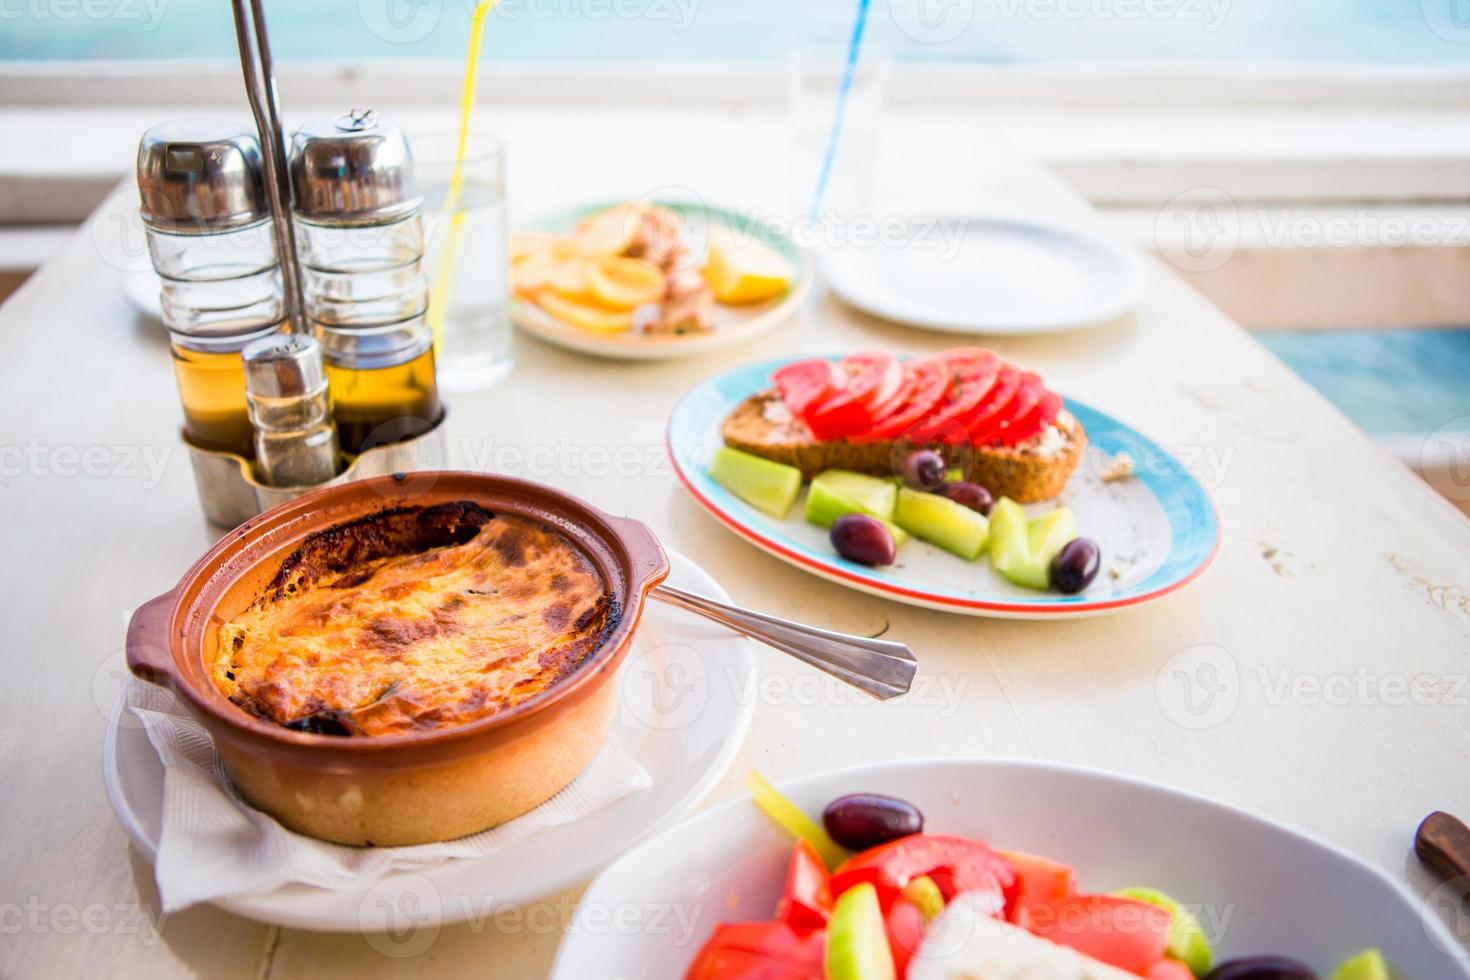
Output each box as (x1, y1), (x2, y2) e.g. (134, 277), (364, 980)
(551, 758), (1469, 978)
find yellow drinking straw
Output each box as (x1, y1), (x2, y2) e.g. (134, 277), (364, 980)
(428, 0), (500, 353)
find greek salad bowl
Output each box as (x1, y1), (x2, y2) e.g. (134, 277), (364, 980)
(550, 758), (1468, 979)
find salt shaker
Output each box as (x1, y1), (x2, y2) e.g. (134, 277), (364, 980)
(241, 334), (340, 488)
(137, 119), (286, 458)
(289, 108), (441, 455)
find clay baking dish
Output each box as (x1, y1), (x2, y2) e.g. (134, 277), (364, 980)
(126, 471), (669, 846)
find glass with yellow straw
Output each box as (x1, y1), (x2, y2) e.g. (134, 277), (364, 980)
(418, 0), (512, 391)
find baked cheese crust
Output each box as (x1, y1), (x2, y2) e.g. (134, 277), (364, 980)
(214, 502), (614, 737)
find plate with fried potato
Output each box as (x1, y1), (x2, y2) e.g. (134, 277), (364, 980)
(510, 200), (812, 360)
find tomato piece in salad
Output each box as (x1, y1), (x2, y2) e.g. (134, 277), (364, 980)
(684, 922), (825, 980)
(858, 358), (951, 442)
(830, 834), (1019, 920)
(776, 839), (833, 932)
(805, 351), (904, 440)
(773, 359), (845, 418)
(1021, 893), (1172, 975)
(996, 390), (1062, 447)
(884, 896), (927, 977)
(907, 349), (1001, 444)
(684, 946), (821, 980)
(1000, 850), (1076, 922)
(1148, 959), (1197, 980)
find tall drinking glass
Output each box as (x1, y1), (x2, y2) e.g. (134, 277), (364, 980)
(785, 48), (891, 238)
(414, 130), (512, 392)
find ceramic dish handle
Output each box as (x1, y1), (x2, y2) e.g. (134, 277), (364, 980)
(126, 591), (177, 688)
(605, 514), (672, 592)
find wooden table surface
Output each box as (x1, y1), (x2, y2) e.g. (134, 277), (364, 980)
(3, 106), (1469, 978)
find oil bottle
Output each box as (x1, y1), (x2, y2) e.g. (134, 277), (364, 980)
(289, 109), (441, 454)
(137, 119), (286, 458)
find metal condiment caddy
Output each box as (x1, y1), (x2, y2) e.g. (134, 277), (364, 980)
(135, 0), (447, 527)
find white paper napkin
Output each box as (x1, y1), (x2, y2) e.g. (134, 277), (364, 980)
(124, 679), (652, 913)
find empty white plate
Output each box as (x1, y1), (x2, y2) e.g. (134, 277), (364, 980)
(101, 548), (755, 931)
(821, 215), (1147, 334)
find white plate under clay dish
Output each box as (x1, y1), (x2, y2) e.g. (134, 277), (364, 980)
(820, 214), (1148, 334)
(101, 548), (755, 931)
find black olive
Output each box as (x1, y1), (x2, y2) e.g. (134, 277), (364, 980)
(822, 793), (924, 850)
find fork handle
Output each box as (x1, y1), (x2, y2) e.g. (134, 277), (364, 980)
(650, 585), (918, 701)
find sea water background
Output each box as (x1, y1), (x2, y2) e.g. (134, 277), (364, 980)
(3, 0), (1470, 65)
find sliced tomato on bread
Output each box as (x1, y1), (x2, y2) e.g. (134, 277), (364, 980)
(866, 364), (919, 424)
(857, 358), (950, 442)
(773, 359), (845, 418)
(805, 351), (903, 440)
(906, 349), (1001, 444)
(997, 390), (1062, 447)
(959, 364), (1021, 441)
(971, 371), (1043, 445)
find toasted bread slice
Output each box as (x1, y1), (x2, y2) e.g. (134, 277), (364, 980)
(722, 392), (1086, 503)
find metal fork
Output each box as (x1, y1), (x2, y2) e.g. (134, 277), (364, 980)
(650, 585), (918, 700)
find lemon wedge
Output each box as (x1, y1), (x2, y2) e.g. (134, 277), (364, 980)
(546, 257), (590, 299)
(531, 289), (634, 333)
(508, 230), (560, 263)
(704, 226), (794, 304)
(511, 242), (585, 295)
(586, 256), (666, 310)
(572, 204), (648, 257)
(510, 248), (557, 294)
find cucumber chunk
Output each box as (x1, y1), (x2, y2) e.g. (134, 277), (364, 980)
(1115, 887), (1214, 976)
(806, 480), (909, 546)
(1029, 507), (1079, 569)
(988, 497), (1029, 575)
(894, 488), (989, 560)
(813, 470), (898, 521)
(1004, 506), (1078, 590)
(990, 498), (1081, 591)
(826, 883), (896, 980)
(709, 447), (801, 518)
(1329, 949), (1391, 980)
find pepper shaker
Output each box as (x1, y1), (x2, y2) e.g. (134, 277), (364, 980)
(242, 333), (340, 488)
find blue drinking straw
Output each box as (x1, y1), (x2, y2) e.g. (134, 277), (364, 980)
(808, 0), (873, 222)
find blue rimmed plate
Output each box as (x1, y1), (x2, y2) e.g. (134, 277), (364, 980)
(668, 355), (1220, 619)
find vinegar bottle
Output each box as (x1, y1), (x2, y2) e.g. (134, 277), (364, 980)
(289, 109), (441, 454)
(137, 119), (286, 458)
